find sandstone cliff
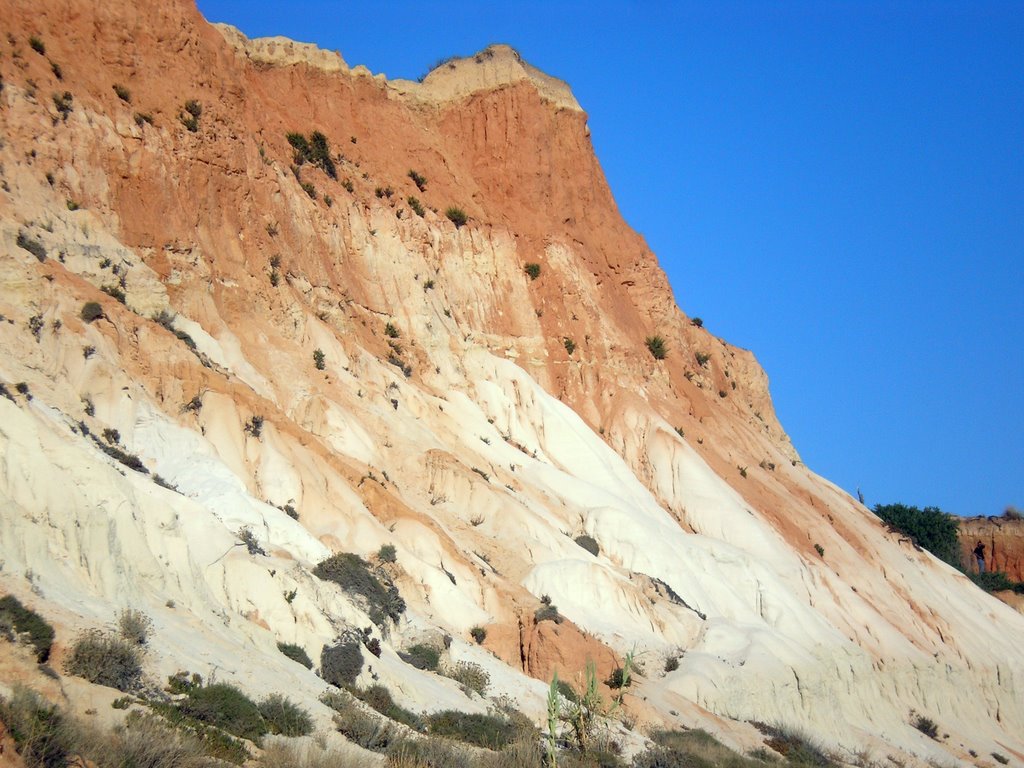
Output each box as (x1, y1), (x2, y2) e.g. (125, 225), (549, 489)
(0, 0), (1022, 765)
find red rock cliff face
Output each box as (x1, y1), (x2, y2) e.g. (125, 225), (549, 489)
(960, 517), (1024, 580)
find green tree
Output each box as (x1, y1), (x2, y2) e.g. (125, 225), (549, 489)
(873, 503), (961, 568)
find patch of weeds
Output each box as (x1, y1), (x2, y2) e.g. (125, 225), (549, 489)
(237, 526), (266, 556)
(244, 415), (264, 438)
(441, 661), (489, 697)
(287, 130), (337, 178)
(524, 262), (541, 280)
(28, 314), (44, 340)
(64, 629), (143, 692)
(425, 710), (518, 750)
(378, 544), (397, 563)
(29, 36), (46, 55)
(695, 351), (711, 367)
(322, 691), (399, 752)
(16, 231), (46, 261)
(101, 284), (126, 304)
(52, 91), (73, 120)
(133, 112), (153, 127)
(258, 694), (313, 737)
(408, 169), (427, 191)
(400, 643), (440, 671)
(911, 713), (938, 739)
(276, 642), (313, 669)
(16, 382), (32, 400)
(814, 543), (824, 558)
(178, 683), (266, 741)
(179, 99), (201, 132)
(89, 432), (148, 473)
(664, 656), (680, 673)
(645, 335), (667, 360)
(471, 467), (490, 482)
(313, 348), (326, 370)
(321, 636), (364, 687)
(112, 83), (131, 102)
(384, 321), (400, 338)
(0, 595), (55, 662)
(470, 626), (486, 644)
(407, 196), (425, 217)
(754, 723), (834, 767)
(992, 754), (1009, 765)
(0, 685), (73, 768)
(314, 553), (405, 627)
(564, 337), (576, 355)
(350, 685), (419, 728)
(117, 608), (152, 645)
(445, 206), (468, 228)
(534, 602), (562, 624)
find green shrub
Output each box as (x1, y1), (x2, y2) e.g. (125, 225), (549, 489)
(755, 724), (833, 767)
(323, 692), (399, 752)
(377, 544), (397, 563)
(313, 348), (326, 370)
(695, 351), (711, 367)
(17, 231), (47, 261)
(470, 626), (486, 644)
(664, 656), (680, 673)
(574, 535), (599, 557)
(911, 713), (938, 739)
(691, 317), (704, 328)
(442, 661), (490, 697)
(401, 643), (440, 671)
(407, 196), (425, 217)
(180, 683), (267, 741)
(564, 337), (576, 355)
(873, 503), (961, 568)
(277, 642), (313, 669)
(117, 608), (152, 645)
(384, 321), (400, 338)
(524, 263), (541, 280)
(387, 737), (473, 768)
(0, 595), (55, 662)
(321, 638), (364, 687)
(445, 207), (468, 228)
(645, 335), (667, 360)
(425, 710), (518, 750)
(0, 686), (73, 768)
(992, 753), (1009, 765)
(112, 83), (131, 102)
(64, 629), (143, 692)
(258, 694), (313, 737)
(535, 604), (561, 624)
(29, 37), (46, 55)
(350, 685), (419, 727)
(314, 552), (405, 626)
(408, 170), (427, 192)
(179, 101), (200, 132)
(969, 571), (1024, 594)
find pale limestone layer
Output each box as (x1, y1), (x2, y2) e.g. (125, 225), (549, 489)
(213, 23), (350, 73)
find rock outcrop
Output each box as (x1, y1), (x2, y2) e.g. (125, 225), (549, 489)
(0, 0), (1022, 764)
(960, 516), (1024, 580)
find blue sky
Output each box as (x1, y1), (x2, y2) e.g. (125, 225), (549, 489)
(196, 1), (1023, 517)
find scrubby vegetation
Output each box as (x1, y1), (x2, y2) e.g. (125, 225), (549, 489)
(408, 169), (427, 191)
(278, 641), (313, 669)
(0, 686), (73, 768)
(645, 335), (667, 360)
(80, 301), (104, 324)
(873, 503), (961, 568)
(179, 99), (201, 132)
(178, 683), (267, 741)
(425, 710), (518, 750)
(314, 552), (405, 626)
(470, 626), (487, 644)
(969, 571), (1024, 594)
(258, 693), (314, 737)
(441, 661), (490, 697)
(321, 636), (364, 687)
(445, 206), (468, 228)
(17, 231), (47, 261)
(407, 196), (426, 217)
(64, 629), (143, 692)
(0, 595), (55, 662)
(401, 642), (440, 671)
(287, 130), (338, 179)
(524, 263), (541, 280)
(117, 608), (152, 645)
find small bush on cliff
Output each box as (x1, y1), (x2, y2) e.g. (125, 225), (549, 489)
(969, 571), (1024, 594)
(180, 683), (267, 741)
(524, 263), (541, 280)
(0, 595), (55, 662)
(0, 686), (73, 768)
(425, 710), (518, 750)
(81, 301), (103, 323)
(445, 207), (468, 228)
(645, 335), (667, 360)
(873, 503), (961, 568)
(321, 637), (364, 687)
(408, 169), (427, 191)
(400, 643), (440, 671)
(258, 694), (313, 737)
(407, 196), (425, 217)
(64, 630), (143, 692)
(314, 553), (405, 626)
(277, 642), (313, 669)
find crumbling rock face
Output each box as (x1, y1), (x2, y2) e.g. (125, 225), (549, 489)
(960, 517), (1024, 581)
(0, 0), (1023, 763)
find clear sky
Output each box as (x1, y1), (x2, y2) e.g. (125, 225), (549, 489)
(195, 1), (1023, 517)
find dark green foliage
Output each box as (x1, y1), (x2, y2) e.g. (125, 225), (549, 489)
(315, 552), (405, 626)
(407, 196), (425, 217)
(112, 83), (131, 102)
(179, 683), (266, 741)
(50, 60), (63, 79)
(524, 263), (541, 280)
(401, 642), (440, 671)
(911, 714), (938, 739)
(184, 99), (202, 118)
(426, 710), (519, 750)
(321, 638), (364, 687)
(324, 692), (400, 752)
(753, 724), (834, 768)
(470, 626), (486, 644)
(695, 351), (711, 367)
(605, 667), (631, 689)
(442, 661), (490, 697)
(535, 604), (561, 624)
(0, 595), (55, 662)
(179, 100), (201, 132)
(288, 130), (337, 178)
(313, 348), (326, 370)
(408, 169), (427, 191)
(258, 694), (313, 737)
(445, 207), (468, 228)
(244, 415), (263, 438)
(574, 535), (599, 556)
(52, 91), (73, 120)
(993, 753), (1009, 765)
(64, 629), (143, 692)
(134, 112), (154, 127)
(384, 321), (400, 338)
(301, 182), (317, 199)
(89, 433), (148, 473)
(29, 37), (46, 55)
(350, 685), (419, 727)
(691, 317), (704, 328)
(0, 687), (72, 768)
(101, 284), (126, 304)
(564, 337), (577, 355)
(645, 335), (667, 360)
(277, 641), (313, 669)
(664, 656), (680, 673)
(634, 728), (767, 768)
(969, 571), (1024, 594)
(17, 231), (46, 261)
(873, 503), (961, 568)
(378, 543), (397, 563)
